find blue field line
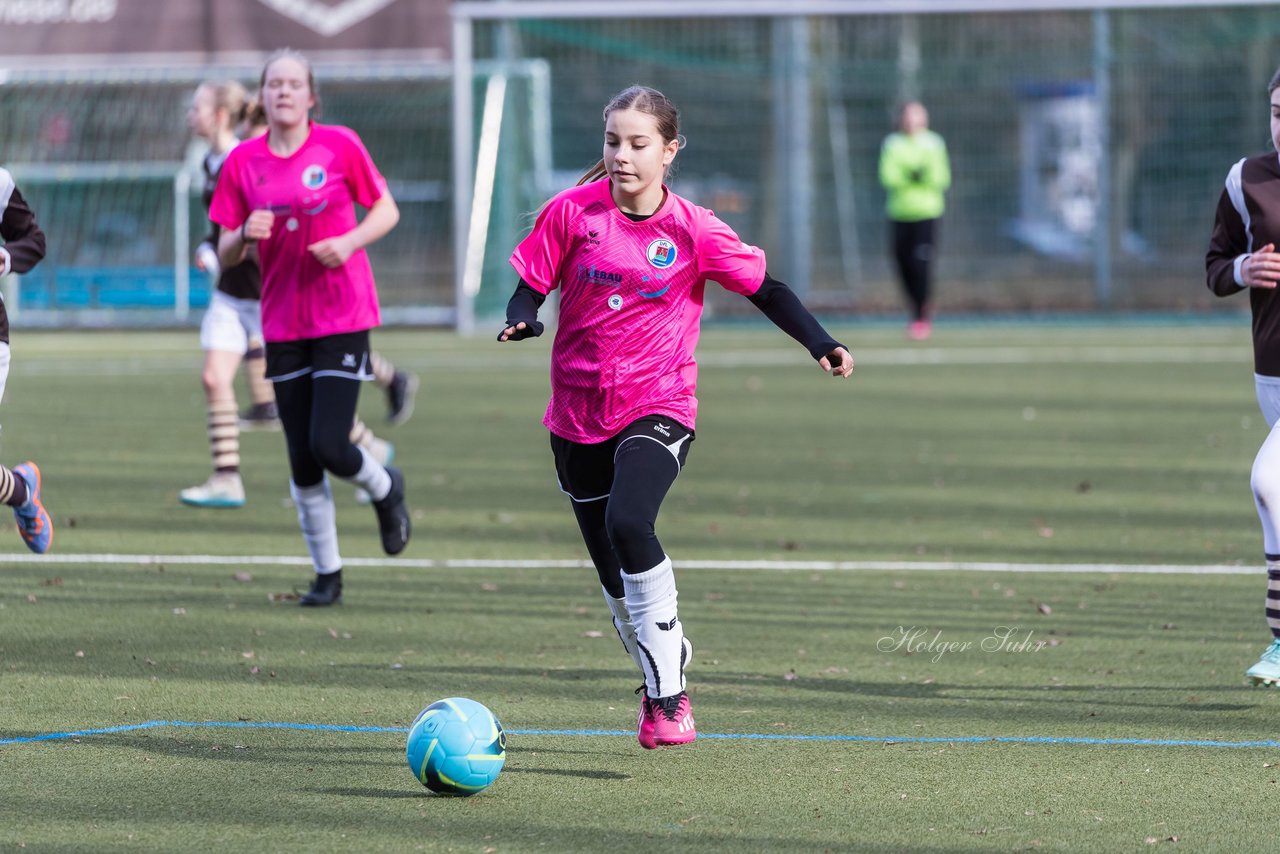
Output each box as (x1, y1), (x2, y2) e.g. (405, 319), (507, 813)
(5, 720), (1280, 750)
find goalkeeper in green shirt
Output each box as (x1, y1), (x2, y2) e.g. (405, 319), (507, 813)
(879, 101), (951, 340)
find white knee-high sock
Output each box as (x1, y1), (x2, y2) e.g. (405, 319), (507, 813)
(290, 478), (341, 574)
(623, 556), (686, 698)
(602, 587), (644, 674)
(349, 445), (392, 502)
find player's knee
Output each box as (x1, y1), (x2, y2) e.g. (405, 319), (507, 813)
(1253, 457), (1280, 509)
(605, 504), (654, 554)
(200, 368), (229, 396)
(309, 437), (348, 473)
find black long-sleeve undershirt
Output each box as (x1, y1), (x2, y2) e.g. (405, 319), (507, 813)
(501, 273), (843, 363)
(748, 272), (844, 360)
(499, 281), (546, 340)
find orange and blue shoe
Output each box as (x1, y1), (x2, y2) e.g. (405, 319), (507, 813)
(12, 461), (51, 554)
(637, 690), (696, 749)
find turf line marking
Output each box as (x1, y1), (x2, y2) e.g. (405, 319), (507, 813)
(5, 720), (1280, 750)
(0, 552), (1259, 574)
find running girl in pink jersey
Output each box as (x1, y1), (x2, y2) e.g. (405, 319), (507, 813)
(499, 85), (854, 748)
(210, 50), (410, 606)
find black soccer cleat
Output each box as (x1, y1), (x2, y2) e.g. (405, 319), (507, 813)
(385, 371), (419, 426)
(372, 466), (410, 555)
(299, 570), (343, 607)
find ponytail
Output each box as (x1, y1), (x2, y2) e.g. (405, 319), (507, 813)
(575, 159), (608, 186)
(529, 159), (605, 217)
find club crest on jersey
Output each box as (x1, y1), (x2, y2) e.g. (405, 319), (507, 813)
(608, 294), (623, 311)
(301, 165), (327, 190)
(646, 238), (677, 269)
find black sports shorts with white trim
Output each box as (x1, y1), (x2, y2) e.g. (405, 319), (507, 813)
(265, 329), (375, 383)
(551, 415), (694, 502)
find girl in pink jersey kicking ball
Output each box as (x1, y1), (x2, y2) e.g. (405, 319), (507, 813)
(499, 85), (853, 748)
(210, 50), (410, 606)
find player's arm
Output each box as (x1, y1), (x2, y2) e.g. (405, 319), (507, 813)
(497, 279), (546, 342)
(747, 273), (853, 377)
(1206, 186), (1251, 295)
(195, 220), (222, 275)
(0, 183), (47, 275)
(929, 139), (951, 192)
(219, 209), (274, 269)
(878, 139), (912, 191)
(308, 192), (400, 269)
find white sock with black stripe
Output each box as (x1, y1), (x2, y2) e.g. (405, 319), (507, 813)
(290, 477), (341, 574)
(349, 445), (392, 502)
(623, 556), (686, 699)
(602, 587), (644, 673)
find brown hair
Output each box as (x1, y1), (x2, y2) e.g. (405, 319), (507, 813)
(198, 80), (250, 129)
(259, 48), (321, 116)
(575, 85), (683, 186)
(237, 97), (268, 139)
(1269, 67), (1280, 95)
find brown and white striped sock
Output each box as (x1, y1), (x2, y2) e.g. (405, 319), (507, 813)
(244, 346), (274, 406)
(0, 464), (28, 507)
(208, 399), (240, 473)
(1266, 556), (1280, 638)
(369, 350), (396, 389)
(349, 416), (376, 450)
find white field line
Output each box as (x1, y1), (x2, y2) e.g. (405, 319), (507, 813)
(8, 344), (1253, 376)
(0, 552), (1258, 574)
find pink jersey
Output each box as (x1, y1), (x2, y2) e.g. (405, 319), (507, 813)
(209, 123), (386, 343)
(511, 178), (766, 443)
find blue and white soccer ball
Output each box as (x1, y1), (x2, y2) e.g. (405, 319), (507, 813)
(406, 697), (506, 796)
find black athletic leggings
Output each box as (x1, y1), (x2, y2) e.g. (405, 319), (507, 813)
(273, 374), (363, 489)
(892, 217), (939, 321)
(553, 419), (692, 598)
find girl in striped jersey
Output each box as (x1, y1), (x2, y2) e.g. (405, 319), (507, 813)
(1207, 66), (1280, 686)
(0, 167), (51, 553)
(499, 86), (854, 748)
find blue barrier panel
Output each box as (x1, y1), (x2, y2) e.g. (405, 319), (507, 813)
(16, 267), (212, 310)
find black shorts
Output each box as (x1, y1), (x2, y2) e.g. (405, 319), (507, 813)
(265, 330), (374, 383)
(551, 415), (694, 501)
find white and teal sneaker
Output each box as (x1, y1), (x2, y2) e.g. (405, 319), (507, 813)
(179, 472), (245, 508)
(1246, 639), (1280, 686)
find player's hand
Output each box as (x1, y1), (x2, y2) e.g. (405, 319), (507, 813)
(242, 210), (275, 243)
(820, 347), (854, 378)
(1243, 244), (1280, 288)
(497, 320), (544, 342)
(307, 234), (356, 268)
